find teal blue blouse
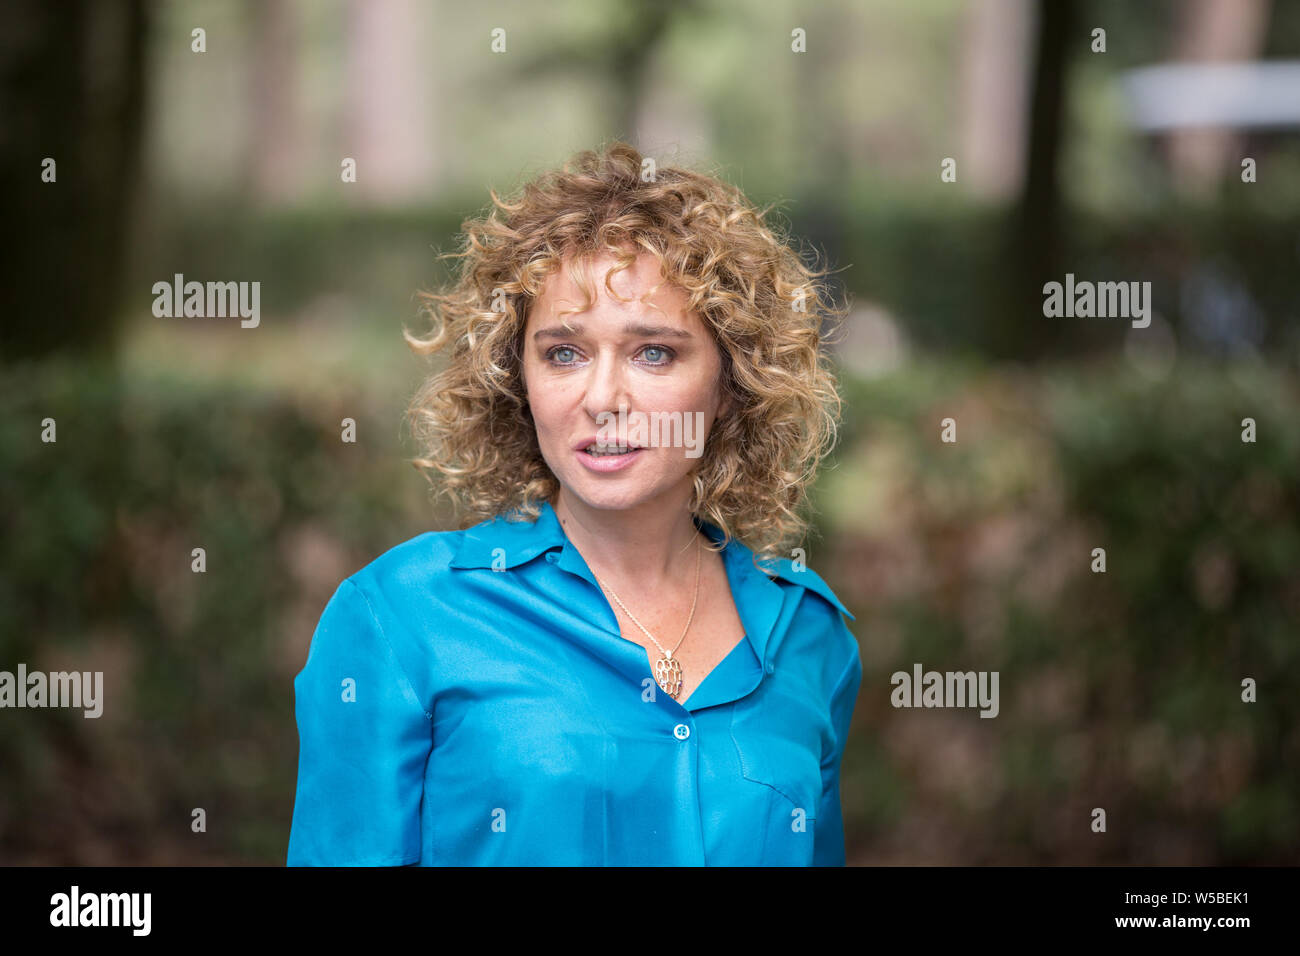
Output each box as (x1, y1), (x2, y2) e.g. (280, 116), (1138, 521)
(287, 499), (862, 866)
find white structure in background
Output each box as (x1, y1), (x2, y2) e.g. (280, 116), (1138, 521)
(833, 305), (909, 379)
(1121, 61), (1300, 131)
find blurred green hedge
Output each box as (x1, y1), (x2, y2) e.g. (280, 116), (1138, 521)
(0, 356), (432, 862)
(822, 355), (1299, 863)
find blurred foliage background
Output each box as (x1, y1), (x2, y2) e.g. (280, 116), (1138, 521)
(2, 0), (1298, 864)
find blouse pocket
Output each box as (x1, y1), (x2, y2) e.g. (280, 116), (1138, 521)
(728, 682), (829, 830)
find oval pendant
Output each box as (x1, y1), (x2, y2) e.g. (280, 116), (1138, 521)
(655, 657), (683, 698)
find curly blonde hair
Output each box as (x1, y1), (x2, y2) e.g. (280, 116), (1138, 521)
(403, 141), (848, 565)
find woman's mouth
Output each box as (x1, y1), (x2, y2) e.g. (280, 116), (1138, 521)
(575, 444), (646, 472)
(583, 443), (639, 457)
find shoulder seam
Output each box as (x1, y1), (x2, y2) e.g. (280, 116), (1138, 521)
(341, 577), (432, 721)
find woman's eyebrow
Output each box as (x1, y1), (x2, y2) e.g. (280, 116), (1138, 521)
(532, 322), (694, 342)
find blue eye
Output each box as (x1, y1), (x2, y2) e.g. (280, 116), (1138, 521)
(543, 345), (676, 367)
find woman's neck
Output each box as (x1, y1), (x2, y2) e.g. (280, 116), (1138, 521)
(550, 487), (702, 589)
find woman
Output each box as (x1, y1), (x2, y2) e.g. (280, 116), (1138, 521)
(287, 141), (862, 866)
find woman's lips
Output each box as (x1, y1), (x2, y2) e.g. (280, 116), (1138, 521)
(575, 446), (646, 473)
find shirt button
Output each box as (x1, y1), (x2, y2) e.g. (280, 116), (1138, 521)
(673, 723), (690, 740)
(545, 552), (558, 563)
(765, 662), (775, 674)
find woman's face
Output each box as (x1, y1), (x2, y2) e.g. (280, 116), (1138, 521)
(521, 250), (730, 515)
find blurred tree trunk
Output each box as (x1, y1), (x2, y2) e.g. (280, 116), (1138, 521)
(505, 0), (694, 145)
(343, 0), (435, 205)
(992, 0), (1073, 359)
(1166, 0), (1271, 196)
(960, 0), (1032, 201)
(2, 0), (149, 362)
(250, 0), (302, 204)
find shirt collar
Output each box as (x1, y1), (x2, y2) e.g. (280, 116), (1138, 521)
(448, 499), (854, 663)
(447, 498), (571, 571)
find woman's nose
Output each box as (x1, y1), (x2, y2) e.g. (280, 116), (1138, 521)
(581, 356), (631, 418)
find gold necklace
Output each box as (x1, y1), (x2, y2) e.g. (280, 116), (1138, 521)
(592, 531), (702, 699)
